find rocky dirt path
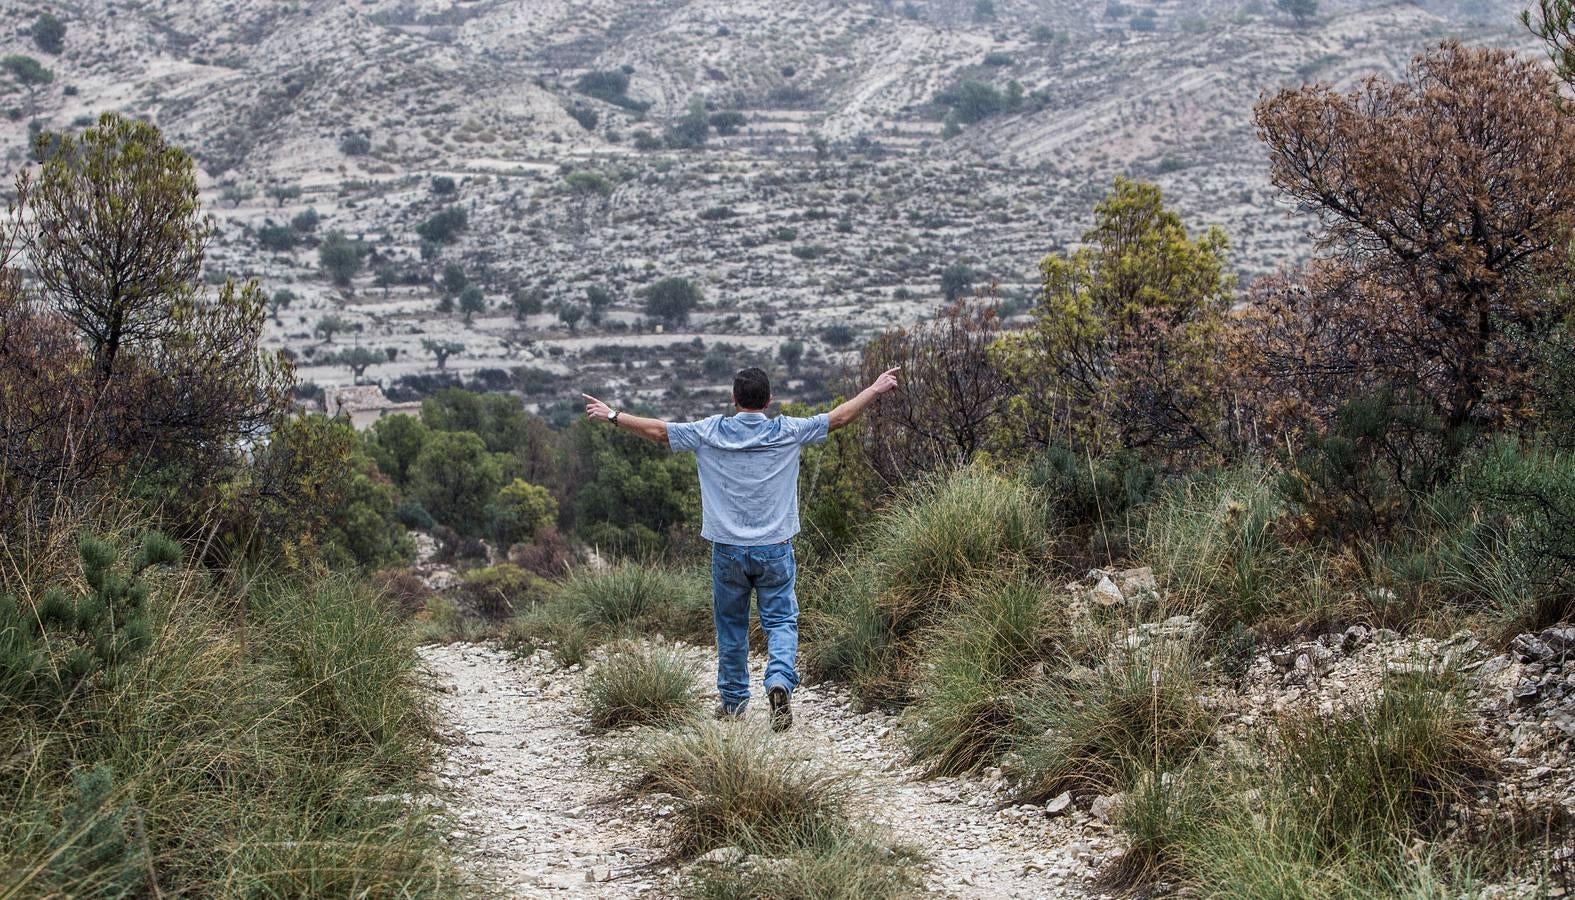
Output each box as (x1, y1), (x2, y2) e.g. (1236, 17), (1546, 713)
(420, 642), (1110, 898)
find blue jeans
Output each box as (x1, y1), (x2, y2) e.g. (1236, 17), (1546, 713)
(711, 541), (800, 712)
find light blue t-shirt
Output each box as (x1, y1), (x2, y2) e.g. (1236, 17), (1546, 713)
(667, 411), (830, 546)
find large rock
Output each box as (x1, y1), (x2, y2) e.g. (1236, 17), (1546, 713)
(1089, 793), (1123, 823)
(1090, 575), (1124, 608)
(1511, 633), (1556, 664)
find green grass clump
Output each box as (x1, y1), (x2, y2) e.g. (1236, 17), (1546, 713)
(505, 600), (593, 666)
(0, 534), (449, 897)
(630, 722), (917, 898)
(905, 575), (1056, 775)
(562, 563), (710, 638)
(633, 722), (853, 857)
(871, 467), (1048, 626)
(1270, 673), (1493, 857)
(800, 561), (907, 703)
(802, 466), (1054, 709)
(1104, 765), (1216, 890)
(1138, 465), (1353, 633)
(505, 563), (708, 666)
(685, 825), (919, 900)
(1180, 674), (1496, 897)
(1011, 641), (1214, 802)
(584, 642), (702, 728)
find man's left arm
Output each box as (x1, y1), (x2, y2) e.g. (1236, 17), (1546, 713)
(583, 393), (669, 445)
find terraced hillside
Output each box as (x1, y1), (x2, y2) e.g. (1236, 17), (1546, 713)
(0, 0), (1533, 410)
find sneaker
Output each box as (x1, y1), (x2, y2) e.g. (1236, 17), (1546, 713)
(767, 686), (792, 732)
(714, 701), (747, 721)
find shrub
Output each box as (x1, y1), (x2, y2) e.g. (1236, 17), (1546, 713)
(408, 430), (502, 535)
(630, 722), (854, 858)
(686, 829), (918, 900)
(644, 276), (703, 325)
(583, 642), (701, 728)
(870, 467), (1047, 626)
(459, 564), (548, 620)
(416, 206), (468, 244)
(933, 79), (1007, 124)
(317, 230), (365, 285)
(992, 178), (1235, 463)
(708, 110), (747, 135)
(338, 132), (371, 156)
(821, 323), (855, 347)
(556, 564), (709, 640)
(859, 302), (1009, 482)
(906, 576), (1055, 774)
(490, 478), (558, 546)
(1027, 443), (1158, 533)
(940, 263), (975, 301)
(566, 104), (598, 131)
(1011, 641), (1214, 801)
(31, 12), (66, 54)
(430, 175), (456, 195)
(574, 70), (650, 112)
(256, 221), (295, 251)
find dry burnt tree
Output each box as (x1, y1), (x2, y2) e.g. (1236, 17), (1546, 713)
(1244, 43), (1575, 493)
(858, 299), (1009, 484)
(0, 114), (291, 526)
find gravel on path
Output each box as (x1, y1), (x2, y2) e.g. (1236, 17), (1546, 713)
(420, 642), (1111, 898)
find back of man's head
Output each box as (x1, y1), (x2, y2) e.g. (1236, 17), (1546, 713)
(733, 367), (770, 411)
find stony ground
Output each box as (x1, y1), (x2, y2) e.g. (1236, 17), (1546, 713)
(420, 641), (1114, 898)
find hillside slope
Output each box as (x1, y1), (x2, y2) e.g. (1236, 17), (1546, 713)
(0, 0), (1533, 403)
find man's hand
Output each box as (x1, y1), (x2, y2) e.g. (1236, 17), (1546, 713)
(829, 367), (902, 432)
(583, 394), (670, 444)
(583, 394), (613, 421)
(869, 367), (901, 395)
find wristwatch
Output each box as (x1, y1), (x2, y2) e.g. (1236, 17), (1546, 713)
(609, 410), (620, 425)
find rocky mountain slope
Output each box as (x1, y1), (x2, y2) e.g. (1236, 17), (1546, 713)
(0, 0), (1535, 407)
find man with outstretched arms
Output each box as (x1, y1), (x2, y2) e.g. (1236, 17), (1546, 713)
(582, 365), (900, 731)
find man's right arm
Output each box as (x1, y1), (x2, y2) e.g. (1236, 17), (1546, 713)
(583, 393), (669, 445)
(828, 367), (901, 432)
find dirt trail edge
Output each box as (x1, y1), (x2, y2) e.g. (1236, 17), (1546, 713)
(420, 642), (1108, 899)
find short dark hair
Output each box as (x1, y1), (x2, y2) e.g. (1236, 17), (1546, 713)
(733, 367), (770, 410)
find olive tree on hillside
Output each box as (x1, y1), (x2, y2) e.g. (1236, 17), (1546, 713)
(317, 231), (364, 287)
(31, 13), (66, 54)
(422, 338), (464, 370)
(644, 277), (702, 326)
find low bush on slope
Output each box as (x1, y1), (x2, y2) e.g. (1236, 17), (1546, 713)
(0, 522), (450, 897)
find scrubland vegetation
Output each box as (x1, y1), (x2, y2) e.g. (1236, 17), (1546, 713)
(476, 18), (1575, 897)
(5, 3), (1575, 898)
(0, 117), (451, 894)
